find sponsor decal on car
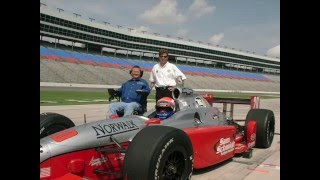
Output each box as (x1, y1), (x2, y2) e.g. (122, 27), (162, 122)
(40, 167), (51, 178)
(195, 97), (206, 107)
(92, 120), (139, 139)
(89, 156), (108, 166)
(114, 154), (125, 161)
(181, 101), (188, 107)
(188, 155), (194, 179)
(51, 129), (78, 142)
(214, 137), (235, 155)
(248, 133), (256, 148)
(212, 115), (219, 120)
(155, 138), (174, 179)
(205, 109), (219, 120)
(235, 144), (246, 151)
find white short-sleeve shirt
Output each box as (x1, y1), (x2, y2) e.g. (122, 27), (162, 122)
(149, 62), (186, 87)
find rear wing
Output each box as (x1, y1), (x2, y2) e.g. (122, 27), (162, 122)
(201, 94), (260, 119)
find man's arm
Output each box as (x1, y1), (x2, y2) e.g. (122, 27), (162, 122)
(173, 65), (187, 80)
(136, 79), (151, 96)
(140, 80), (151, 94)
(118, 82), (126, 97)
(149, 66), (156, 90)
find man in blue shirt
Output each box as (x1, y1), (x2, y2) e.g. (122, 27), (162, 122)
(107, 65), (150, 118)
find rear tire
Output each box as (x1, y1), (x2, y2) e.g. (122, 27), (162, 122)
(40, 112), (75, 139)
(245, 109), (275, 148)
(123, 126), (193, 180)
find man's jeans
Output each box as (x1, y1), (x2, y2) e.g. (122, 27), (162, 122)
(107, 102), (140, 117)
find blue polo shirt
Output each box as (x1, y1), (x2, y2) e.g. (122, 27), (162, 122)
(118, 78), (150, 104)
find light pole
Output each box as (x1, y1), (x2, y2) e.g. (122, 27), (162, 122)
(57, 8), (64, 13)
(89, 18), (95, 22)
(73, 13), (81, 18)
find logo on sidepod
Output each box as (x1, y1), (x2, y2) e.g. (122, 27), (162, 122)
(92, 120), (139, 139)
(89, 156), (108, 166)
(214, 137), (235, 155)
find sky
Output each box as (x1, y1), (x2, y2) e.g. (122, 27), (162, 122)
(40, 0), (280, 59)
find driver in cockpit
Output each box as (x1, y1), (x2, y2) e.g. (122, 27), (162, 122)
(156, 97), (176, 120)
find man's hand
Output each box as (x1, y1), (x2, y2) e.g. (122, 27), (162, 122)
(150, 82), (155, 90)
(168, 86), (176, 91)
(136, 89), (149, 95)
(176, 76), (184, 85)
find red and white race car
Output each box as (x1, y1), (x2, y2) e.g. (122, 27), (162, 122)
(40, 87), (275, 180)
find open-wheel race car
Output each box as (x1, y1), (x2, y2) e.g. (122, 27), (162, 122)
(40, 87), (275, 180)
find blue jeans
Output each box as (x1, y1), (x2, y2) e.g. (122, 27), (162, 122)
(107, 102), (140, 117)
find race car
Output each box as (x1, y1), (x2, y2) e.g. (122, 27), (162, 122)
(40, 87), (275, 180)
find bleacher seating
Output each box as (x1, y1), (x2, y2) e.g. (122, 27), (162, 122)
(40, 46), (280, 92)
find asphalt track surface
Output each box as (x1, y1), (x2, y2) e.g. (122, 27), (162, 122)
(40, 98), (280, 180)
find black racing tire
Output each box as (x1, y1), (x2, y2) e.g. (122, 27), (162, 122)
(245, 109), (275, 148)
(123, 126), (193, 180)
(40, 112), (75, 139)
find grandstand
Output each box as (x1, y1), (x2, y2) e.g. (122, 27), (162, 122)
(40, 5), (279, 94)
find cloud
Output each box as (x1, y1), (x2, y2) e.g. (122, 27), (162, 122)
(189, 0), (215, 18)
(220, 21), (279, 55)
(176, 29), (188, 37)
(209, 33), (224, 44)
(266, 45), (280, 58)
(138, 0), (186, 24)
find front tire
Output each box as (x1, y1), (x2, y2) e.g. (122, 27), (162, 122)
(123, 126), (193, 180)
(40, 112), (75, 139)
(245, 109), (275, 148)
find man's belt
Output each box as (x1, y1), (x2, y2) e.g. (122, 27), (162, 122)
(155, 86), (172, 90)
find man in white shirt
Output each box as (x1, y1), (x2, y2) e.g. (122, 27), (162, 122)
(149, 49), (187, 102)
